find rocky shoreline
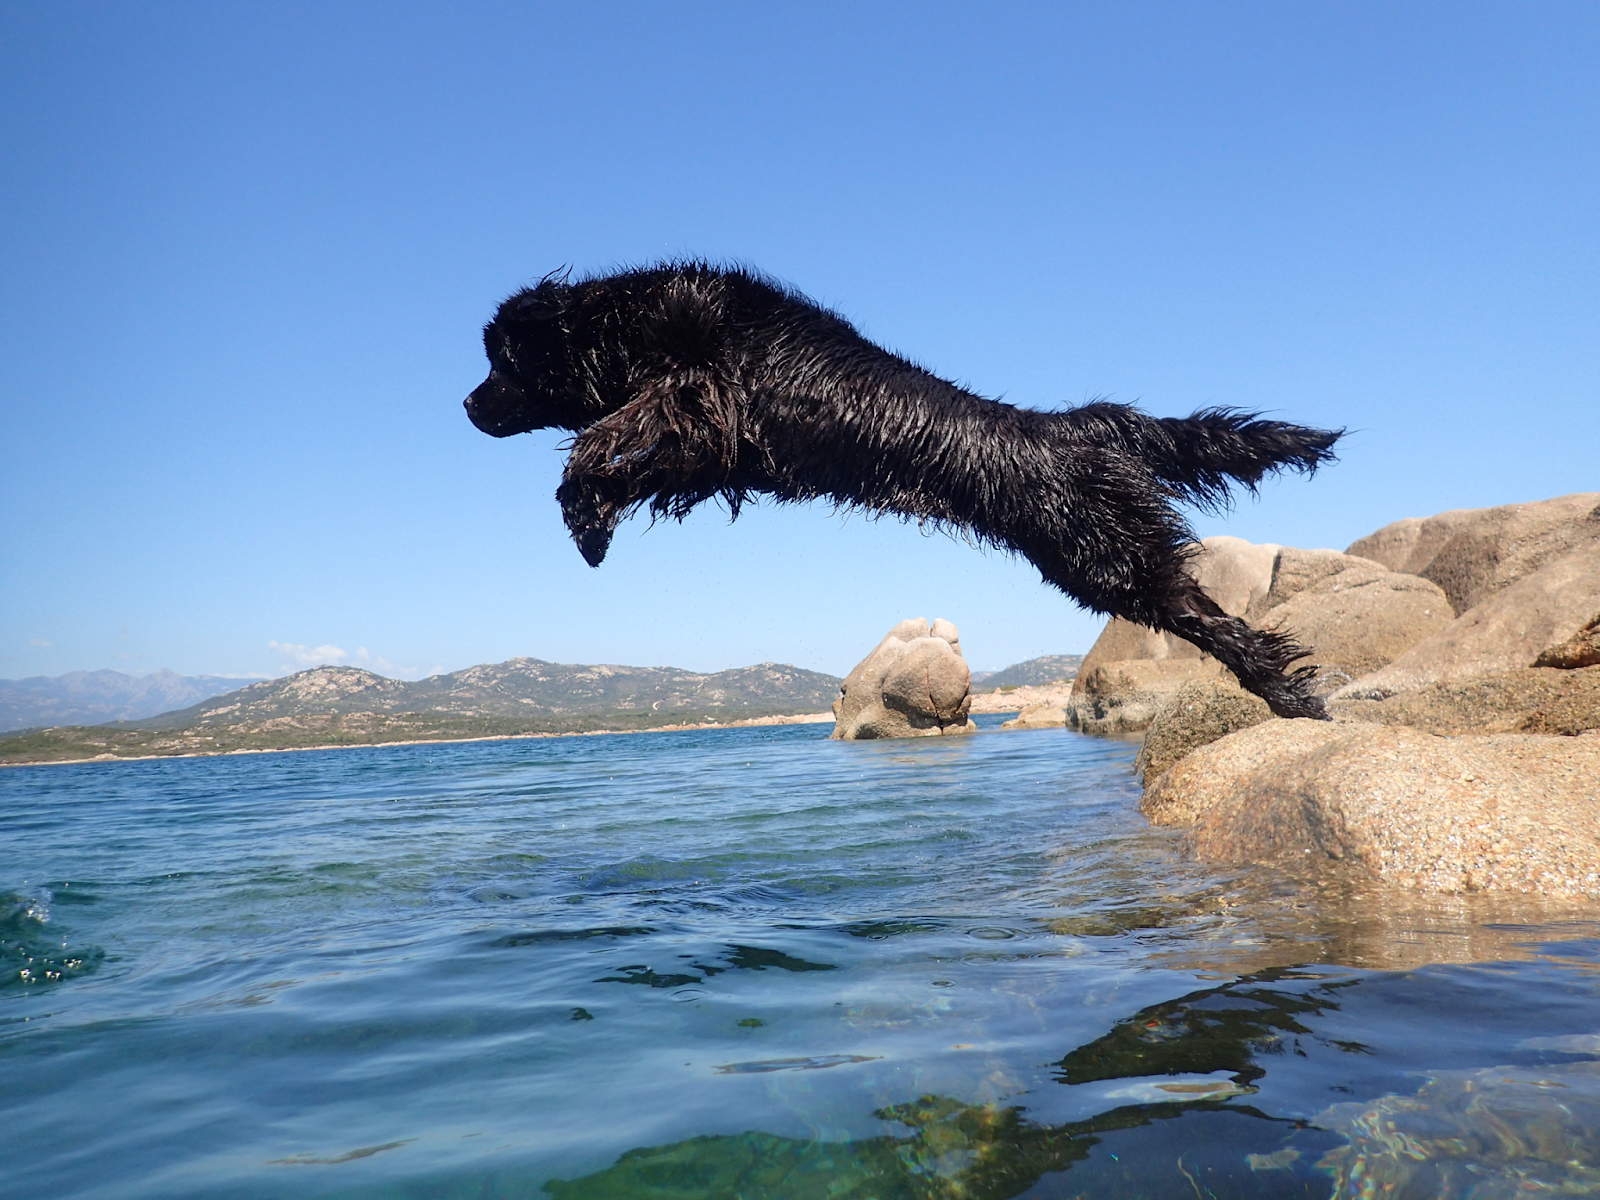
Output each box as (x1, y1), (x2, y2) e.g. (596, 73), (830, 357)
(1029, 492), (1600, 898)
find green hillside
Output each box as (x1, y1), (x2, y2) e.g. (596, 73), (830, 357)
(2, 659), (843, 766)
(972, 654), (1084, 690)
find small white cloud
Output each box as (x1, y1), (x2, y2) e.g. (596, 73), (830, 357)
(350, 646), (409, 676)
(30, 638), (54, 648)
(269, 640), (348, 668)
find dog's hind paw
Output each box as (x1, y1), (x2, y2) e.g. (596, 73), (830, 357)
(1265, 690), (1330, 721)
(1282, 698), (1332, 721)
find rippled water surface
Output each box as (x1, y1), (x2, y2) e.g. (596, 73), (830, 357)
(5, 720), (1600, 1199)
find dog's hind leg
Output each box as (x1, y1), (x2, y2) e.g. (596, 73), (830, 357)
(1021, 502), (1327, 720)
(1094, 577), (1327, 720)
(1153, 575), (1327, 719)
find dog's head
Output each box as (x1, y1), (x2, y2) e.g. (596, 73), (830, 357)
(465, 276), (592, 436)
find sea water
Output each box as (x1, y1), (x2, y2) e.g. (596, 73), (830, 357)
(5, 718), (1600, 1199)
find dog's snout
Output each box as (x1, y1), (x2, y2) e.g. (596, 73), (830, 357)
(464, 375), (529, 437)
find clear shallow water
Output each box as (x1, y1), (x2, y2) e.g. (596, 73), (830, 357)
(5, 718), (1600, 1199)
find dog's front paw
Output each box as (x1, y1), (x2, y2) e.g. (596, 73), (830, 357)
(573, 525), (612, 567)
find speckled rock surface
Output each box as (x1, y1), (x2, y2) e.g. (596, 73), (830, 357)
(832, 618), (973, 739)
(1252, 560), (1453, 690)
(1000, 703), (1066, 730)
(1133, 677), (1273, 785)
(1536, 614), (1600, 669)
(1141, 719), (1600, 897)
(1333, 541), (1600, 700)
(1346, 491), (1600, 614)
(1332, 665), (1600, 736)
(1070, 538), (1448, 734)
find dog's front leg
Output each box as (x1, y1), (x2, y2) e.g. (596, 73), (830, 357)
(556, 471), (628, 567)
(556, 387), (736, 567)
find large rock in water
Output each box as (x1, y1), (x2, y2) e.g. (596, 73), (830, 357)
(832, 618), (974, 739)
(1140, 719), (1600, 898)
(1067, 537), (1451, 733)
(1347, 491), (1600, 615)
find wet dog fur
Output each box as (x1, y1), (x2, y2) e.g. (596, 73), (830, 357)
(465, 263), (1341, 718)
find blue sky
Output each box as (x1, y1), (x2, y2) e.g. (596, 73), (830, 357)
(2, 2), (1596, 681)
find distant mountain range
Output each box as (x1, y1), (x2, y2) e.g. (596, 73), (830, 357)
(971, 654), (1083, 690)
(0, 658), (846, 764)
(0, 669), (256, 732)
(2, 652), (1081, 764)
(128, 658), (845, 730)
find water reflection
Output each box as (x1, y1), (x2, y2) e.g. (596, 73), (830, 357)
(594, 942), (838, 989)
(546, 967), (1357, 1198)
(546, 957), (1600, 1200)
(1056, 968), (1364, 1088)
(544, 1094), (1329, 1200)
(1139, 869), (1600, 975)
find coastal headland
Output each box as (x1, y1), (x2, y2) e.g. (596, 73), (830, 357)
(0, 655), (1081, 767)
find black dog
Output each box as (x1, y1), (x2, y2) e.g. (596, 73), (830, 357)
(465, 263), (1341, 719)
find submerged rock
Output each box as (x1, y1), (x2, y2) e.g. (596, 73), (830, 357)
(1316, 1060), (1600, 1197)
(1140, 719), (1600, 898)
(832, 618), (973, 739)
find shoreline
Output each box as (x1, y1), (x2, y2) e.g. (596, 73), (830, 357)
(1, 682), (1078, 771)
(0, 711), (839, 770)
(968, 683), (1076, 713)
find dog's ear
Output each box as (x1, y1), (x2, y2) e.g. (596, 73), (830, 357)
(514, 271), (571, 319)
(641, 273), (730, 372)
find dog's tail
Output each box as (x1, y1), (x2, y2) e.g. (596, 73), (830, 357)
(1062, 402), (1342, 512)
